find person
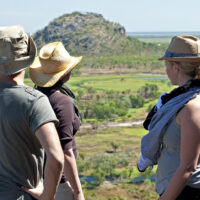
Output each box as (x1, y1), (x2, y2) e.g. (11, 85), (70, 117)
(29, 41), (85, 200)
(138, 35), (200, 199)
(0, 25), (64, 200)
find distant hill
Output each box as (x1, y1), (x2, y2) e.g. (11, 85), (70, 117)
(33, 12), (166, 57)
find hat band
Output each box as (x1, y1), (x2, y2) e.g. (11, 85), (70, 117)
(164, 50), (200, 58)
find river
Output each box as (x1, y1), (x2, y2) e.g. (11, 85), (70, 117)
(80, 120), (143, 130)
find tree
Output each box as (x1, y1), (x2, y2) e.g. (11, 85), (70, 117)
(129, 95), (144, 108)
(111, 141), (120, 153)
(138, 83), (158, 98)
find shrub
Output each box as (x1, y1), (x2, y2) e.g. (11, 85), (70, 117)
(91, 167), (106, 185)
(129, 95), (144, 108)
(138, 84), (159, 99)
(90, 152), (133, 178)
(90, 100), (128, 120)
(77, 155), (90, 175)
(110, 141), (120, 153)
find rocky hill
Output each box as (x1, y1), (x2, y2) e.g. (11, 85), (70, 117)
(33, 12), (165, 57)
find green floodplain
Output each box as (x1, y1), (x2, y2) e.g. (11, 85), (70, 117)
(25, 73), (176, 200)
(127, 31), (200, 43)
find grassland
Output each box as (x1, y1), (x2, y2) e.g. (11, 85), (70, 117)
(25, 73), (175, 122)
(25, 73), (174, 96)
(24, 74), (175, 199)
(77, 126), (159, 200)
(67, 74), (172, 92)
(69, 74), (174, 122)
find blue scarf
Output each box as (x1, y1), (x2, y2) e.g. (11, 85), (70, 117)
(138, 80), (200, 172)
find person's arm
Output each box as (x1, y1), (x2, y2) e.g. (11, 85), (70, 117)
(160, 97), (200, 200)
(64, 148), (85, 200)
(22, 122), (64, 200)
(54, 94), (85, 200)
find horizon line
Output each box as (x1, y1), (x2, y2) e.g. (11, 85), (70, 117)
(127, 31), (200, 33)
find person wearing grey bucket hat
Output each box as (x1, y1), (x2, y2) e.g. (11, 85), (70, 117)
(138, 35), (200, 199)
(0, 25), (36, 74)
(0, 25), (64, 200)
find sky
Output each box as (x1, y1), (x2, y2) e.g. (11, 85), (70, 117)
(1, 0), (200, 34)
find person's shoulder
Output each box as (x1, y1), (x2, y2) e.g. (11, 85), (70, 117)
(50, 91), (72, 103)
(23, 86), (47, 101)
(185, 94), (200, 112)
(177, 94), (200, 124)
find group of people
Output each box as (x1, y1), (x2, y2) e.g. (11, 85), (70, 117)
(0, 25), (200, 200)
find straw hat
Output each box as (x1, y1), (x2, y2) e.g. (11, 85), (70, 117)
(159, 35), (200, 62)
(0, 25), (36, 75)
(29, 42), (82, 87)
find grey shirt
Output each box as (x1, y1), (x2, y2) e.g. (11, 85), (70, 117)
(0, 82), (58, 199)
(156, 115), (200, 195)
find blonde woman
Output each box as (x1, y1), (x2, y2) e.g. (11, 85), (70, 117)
(138, 35), (200, 199)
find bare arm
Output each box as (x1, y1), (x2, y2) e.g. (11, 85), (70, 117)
(23, 122), (64, 200)
(160, 97), (200, 200)
(64, 148), (85, 200)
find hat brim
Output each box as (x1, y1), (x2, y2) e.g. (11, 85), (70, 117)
(159, 56), (200, 62)
(0, 36), (36, 75)
(29, 56), (82, 87)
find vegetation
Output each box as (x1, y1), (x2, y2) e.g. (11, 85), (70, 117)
(25, 74), (174, 124)
(76, 126), (159, 200)
(110, 141), (120, 153)
(78, 55), (166, 74)
(138, 83), (159, 98)
(76, 82), (159, 122)
(68, 74), (172, 92)
(24, 72), (176, 199)
(129, 95), (144, 108)
(65, 74), (174, 123)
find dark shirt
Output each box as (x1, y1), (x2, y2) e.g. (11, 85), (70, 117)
(47, 90), (81, 158)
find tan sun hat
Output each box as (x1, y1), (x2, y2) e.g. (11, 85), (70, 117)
(0, 25), (36, 75)
(29, 41), (82, 87)
(159, 35), (200, 62)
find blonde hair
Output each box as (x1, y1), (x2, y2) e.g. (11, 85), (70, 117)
(174, 62), (200, 79)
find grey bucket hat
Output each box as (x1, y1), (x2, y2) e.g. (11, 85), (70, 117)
(0, 25), (36, 75)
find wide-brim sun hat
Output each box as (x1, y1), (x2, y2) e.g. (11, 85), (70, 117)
(0, 25), (36, 75)
(29, 42), (82, 87)
(159, 35), (200, 62)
